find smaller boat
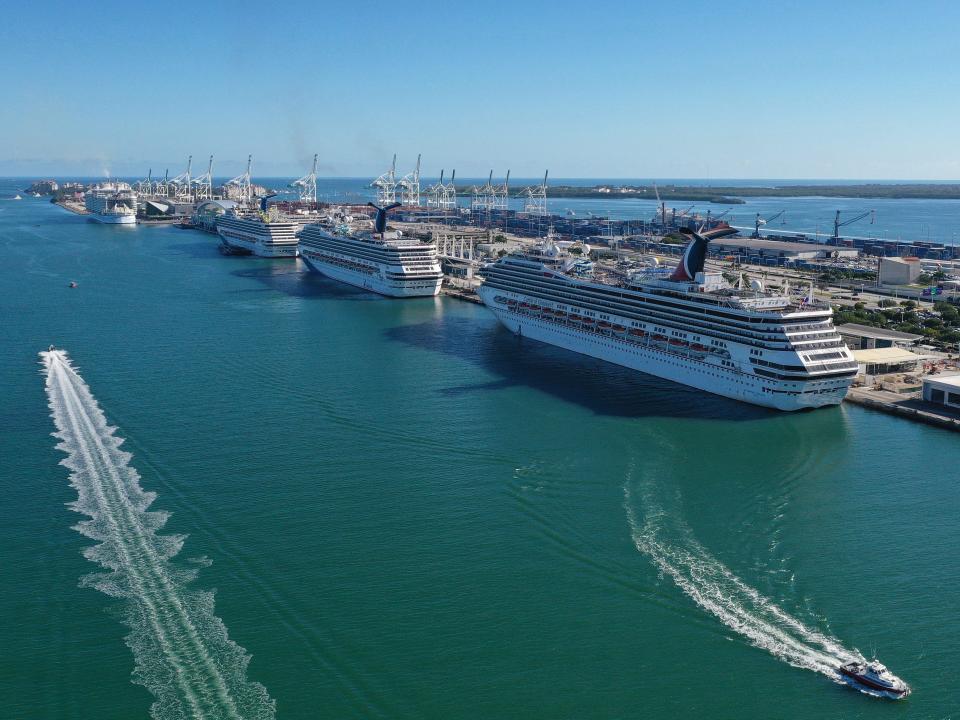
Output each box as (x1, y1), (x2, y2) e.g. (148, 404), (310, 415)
(68, 281), (78, 288)
(838, 660), (910, 699)
(13, 194), (22, 200)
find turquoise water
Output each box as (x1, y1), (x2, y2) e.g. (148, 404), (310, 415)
(0, 186), (957, 718)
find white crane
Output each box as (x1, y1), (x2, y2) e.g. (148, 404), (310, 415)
(398, 153), (422, 206)
(191, 155), (214, 201)
(372, 154), (398, 205)
(225, 154), (253, 203)
(290, 153), (318, 204)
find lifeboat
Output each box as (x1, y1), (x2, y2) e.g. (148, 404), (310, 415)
(629, 328), (646, 337)
(554, 311), (567, 317)
(530, 305), (542, 312)
(494, 296), (507, 304)
(506, 298), (517, 305)
(598, 321), (612, 330)
(569, 314), (582, 322)
(542, 308), (554, 315)
(652, 334), (667, 342)
(669, 338), (688, 346)
(690, 343), (707, 352)
(583, 318), (595, 325)
(519, 302), (530, 308)
(612, 325), (626, 333)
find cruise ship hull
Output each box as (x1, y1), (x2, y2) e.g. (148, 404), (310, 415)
(483, 302), (851, 412)
(217, 230), (298, 258)
(88, 213), (136, 225)
(301, 254), (442, 298)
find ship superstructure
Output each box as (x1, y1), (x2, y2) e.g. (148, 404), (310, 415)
(216, 201), (301, 258)
(298, 203), (443, 297)
(478, 228), (858, 411)
(84, 184), (138, 224)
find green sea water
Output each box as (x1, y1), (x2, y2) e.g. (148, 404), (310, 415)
(0, 187), (957, 719)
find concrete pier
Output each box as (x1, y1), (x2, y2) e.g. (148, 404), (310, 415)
(845, 387), (960, 432)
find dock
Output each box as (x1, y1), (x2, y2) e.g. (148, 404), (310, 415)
(844, 387), (960, 432)
(54, 199), (89, 215)
(440, 286), (483, 304)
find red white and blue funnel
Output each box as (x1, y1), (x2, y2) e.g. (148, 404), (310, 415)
(669, 227), (710, 282)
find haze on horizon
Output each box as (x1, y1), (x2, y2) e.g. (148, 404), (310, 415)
(2, 0), (959, 181)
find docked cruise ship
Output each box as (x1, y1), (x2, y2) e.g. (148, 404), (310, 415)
(216, 204), (301, 258)
(478, 228), (858, 411)
(298, 203), (443, 297)
(84, 184), (138, 224)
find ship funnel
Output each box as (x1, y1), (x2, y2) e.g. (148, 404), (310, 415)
(259, 192), (277, 212)
(367, 201), (401, 234)
(669, 227), (710, 282)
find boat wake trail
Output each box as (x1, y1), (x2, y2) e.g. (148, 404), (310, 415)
(41, 350), (275, 720)
(623, 478), (862, 685)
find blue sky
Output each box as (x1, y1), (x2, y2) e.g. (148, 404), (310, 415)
(2, 0), (959, 179)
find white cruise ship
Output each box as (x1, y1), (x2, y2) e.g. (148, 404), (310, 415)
(216, 203), (301, 258)
(298, 203), (443, 297)
(478, 228), (858, 411)
(84, 185), (138, 224)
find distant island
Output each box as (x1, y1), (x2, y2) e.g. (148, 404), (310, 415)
(453, 183), (960, 204)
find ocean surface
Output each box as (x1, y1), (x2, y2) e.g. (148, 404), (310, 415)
(0, 180), (957, 718)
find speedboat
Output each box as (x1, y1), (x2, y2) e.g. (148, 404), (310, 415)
(839, 660), (910, 698)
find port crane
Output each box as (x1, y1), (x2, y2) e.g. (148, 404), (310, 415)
(169, 156), (193, 201)
(290, 154), (318, 204)
(226, 155), (254, 203)
(521, 170), (549, 217)
(191, 155), (214, 201)
(372, 154), (398, 205)
(654, 182), (666, 227)
(832, 209), (875, 243)
(426, 169), (458, 210)
(700, 207), (731, 232)
(752, 210), (785, 238)
(494, 170), (510, 211)
(398, 154), (422, 206)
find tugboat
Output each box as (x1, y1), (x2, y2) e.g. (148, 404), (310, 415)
(839, 660), (910, 698)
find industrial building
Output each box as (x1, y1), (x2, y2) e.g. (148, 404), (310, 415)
(709, 237), (859, 264)
(879, 256), (922, 285)
(837, 324), (923, 350)
(922, 374), (960, 409)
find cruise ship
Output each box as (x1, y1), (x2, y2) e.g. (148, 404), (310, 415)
(298, 203), (443, 297)
(84, 185), (138, 224)
(478, 228), (858, 411)
(216, 201), (301, 258)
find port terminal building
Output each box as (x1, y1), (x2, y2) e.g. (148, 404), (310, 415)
(922, 374), (960, 409)
(837, 324), (923, 350)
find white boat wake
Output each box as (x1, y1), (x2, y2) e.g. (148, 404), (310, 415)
(623, 479), (864, 686)
(41, 349), (275, 720)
